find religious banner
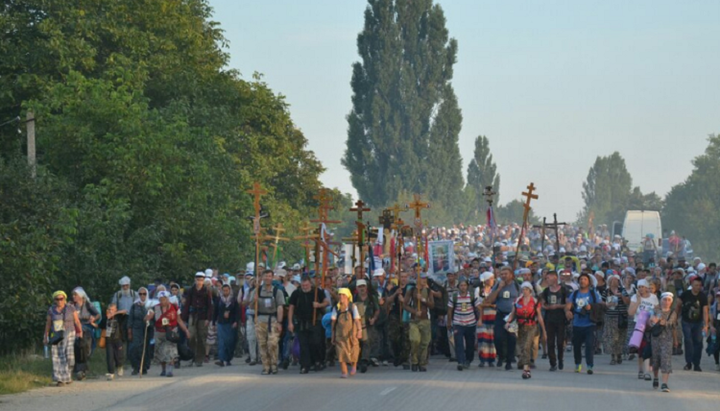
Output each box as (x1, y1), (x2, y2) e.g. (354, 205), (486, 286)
(343, 244), (357, 275)
(428, 240), (455, 275)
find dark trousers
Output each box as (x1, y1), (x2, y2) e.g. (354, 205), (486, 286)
(453, 325), (476, 365)
(494, 312), (516, 364)
(572, 325), (596, 367)
(106, 340), (125, 374)
(129, 327), (152, 372)
(298, 323), (325, 369)
(682, 321), (703, 367)
(546, 321), (566, 367)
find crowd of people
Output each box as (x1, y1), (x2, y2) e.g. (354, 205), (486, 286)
(43, 222), (715, 395)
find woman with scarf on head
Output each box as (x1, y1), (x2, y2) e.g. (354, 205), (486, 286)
(475, 271), (497, 367)
(628, 279), (659, 381)
(71, 287), (99, 380)
(332, 288), (362, 378)
(602, 274), (630, 365)
(213, 284), (239, 366)
(648, 292), (677, 392)
(153, 291), (190, 377)
(128, 287), (154, 375)
(44, 291), (83, 386)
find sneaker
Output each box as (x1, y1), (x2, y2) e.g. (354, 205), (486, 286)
(505, 363), (512, 371)
(683, 363), (692, 371)
(638, 371), (645, 379)
(370, 358), (380, 367)
(653, 378), (659, 389)
(661, 384), (670, 392)
(261, 369), (270, 375)
(160, 370), (166, 377)
(215, 361), (225, 367)
(694, 365), (702, 372)
(117, 367), (124, 377)
(382, 360), (389, 366)
(575, 365), (582, 373)
(271, 368), (278, 375)
(131, 369), (139, 376)
(587, 367), (594, 375)
(628, 354), (636, 361)
(300, 368), (309, 374)
(457, 364), (463, 371)
(558, 360), (564, 370)
(106, 373), (115, 381)
(549, 365), (557, 372)
(644, 373), (652, 381)
(497, 360), (503, 368)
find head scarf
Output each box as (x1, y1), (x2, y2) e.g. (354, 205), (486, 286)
(52, 290), (67, 300)
(337, 288), (353, 308)
(660, 292), (674, 301)
(220, 285), (233, 307)
(135, 287), (148, 304)
(72, 286), (91, 302)
(520, 281), (533, 291)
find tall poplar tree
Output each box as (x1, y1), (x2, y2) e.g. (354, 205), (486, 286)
(466, 135), (500, 207)
(343, 0), (463, 207)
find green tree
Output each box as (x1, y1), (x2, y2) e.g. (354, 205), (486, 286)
(465, 135), (500, 220)
(495, 199), (539, 226)
(343, 0), (463, 210)
(663, 134), (720, 260)
(626, 187), (663, 211)
(579, 152), (633, 227)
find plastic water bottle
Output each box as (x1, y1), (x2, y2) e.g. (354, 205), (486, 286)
(44, 344), (49, 359)
(713, 334), (717, 343)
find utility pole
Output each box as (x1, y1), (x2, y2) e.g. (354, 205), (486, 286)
(26, 111), (36, 178)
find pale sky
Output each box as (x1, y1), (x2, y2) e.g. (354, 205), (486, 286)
(210, 0), (720, 222)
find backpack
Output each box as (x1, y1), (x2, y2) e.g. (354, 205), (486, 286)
(432, 283), (449, 317)
(542, 286), (567, 307)
(115, 290), (137, 304)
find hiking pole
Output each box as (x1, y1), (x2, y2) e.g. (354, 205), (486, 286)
(139, 320), (150, 379)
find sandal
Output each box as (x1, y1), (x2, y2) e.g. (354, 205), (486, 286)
(522, 370), (531, 379)
(637, 371), (644, 380)
(644, 373), (652, 381)
(652, 378), (659, 389)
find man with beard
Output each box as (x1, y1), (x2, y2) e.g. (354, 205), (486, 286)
(111, 276), (136, 350)
(248, 269), (285, 375)
(404, 272), (435, 372)
(288, 276), (329, 374)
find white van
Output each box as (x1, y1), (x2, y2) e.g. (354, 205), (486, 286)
(622, 210), (662, 252)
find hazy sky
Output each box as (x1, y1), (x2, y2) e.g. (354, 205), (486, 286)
(210, 0), (720, 222)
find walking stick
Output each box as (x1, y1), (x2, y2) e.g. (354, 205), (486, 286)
(139, 320), (149, 379)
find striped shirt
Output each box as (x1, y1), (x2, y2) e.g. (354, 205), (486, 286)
(448, 292), (479, 326)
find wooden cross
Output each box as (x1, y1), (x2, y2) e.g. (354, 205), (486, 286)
(379, 209), (394, 230)
(407, 194), (430, 259)
(532, 217), (548, 251)
(268, 223), (290, 269)
(350, 200), (371, 221)
(513, 183), (539, 270)
(545, 213), (567, 254)
(388, 203), (409, 221)
(247, 182), (269, 325)
(246, 182), (268, 231)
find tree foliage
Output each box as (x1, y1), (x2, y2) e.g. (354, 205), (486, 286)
(579, 152), (633, 226)
(663, 134), (720, 260)
(0, 0), (326, 353)
(463, 135), (500, 222)
(343, 0), (463, 212)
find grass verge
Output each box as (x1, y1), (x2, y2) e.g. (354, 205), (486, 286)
(0, 347), (108, 395)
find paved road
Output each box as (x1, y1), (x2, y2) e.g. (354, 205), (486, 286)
(2, 353), (719, 411)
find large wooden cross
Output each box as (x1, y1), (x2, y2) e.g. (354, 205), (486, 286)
(246, 182), (269, 324)
(349, 200), (371, 280)
(268, 223), (290, 269)
(310, 189), (341, 324)
(513, 183), (539, 270)
(546, 213), (567, 254)
(407, 194), (430, 261)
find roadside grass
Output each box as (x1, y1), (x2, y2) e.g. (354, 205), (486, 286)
(0, 347), (109, 395)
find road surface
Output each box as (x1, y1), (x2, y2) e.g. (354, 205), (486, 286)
(2, 353), (719, 411)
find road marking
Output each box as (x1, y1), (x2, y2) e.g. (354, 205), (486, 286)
(380, 387), (397, 396)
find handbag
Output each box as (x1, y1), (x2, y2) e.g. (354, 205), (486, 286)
(48, 330), (65, 345)
(650, 312), (672, 337)
(165, 326), (181, 343)
(98, 329), (107, 349)
(618, 313), (629, 329)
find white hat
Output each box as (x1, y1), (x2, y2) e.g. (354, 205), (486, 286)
(275, 269), (287, 278)
(373, 268), (386, 277)
(157, 291), (171, 299)
(697, 263), (706, 271)
(119, 276), (131, 285)
(277, 261), (287, 269)
(245, 262), (255, 275)
(480, 272), (494, 282)
(205, 268), (213, 278)
(520, 281), (533, 290)
(291, 263), (301, 271)
(356, 279), (367, 287)
(637, 279), (649, 288)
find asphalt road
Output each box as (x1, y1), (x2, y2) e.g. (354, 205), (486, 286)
(2, 352), (719, 411)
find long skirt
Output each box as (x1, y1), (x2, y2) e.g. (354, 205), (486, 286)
(477, 309), (497, 363)
(517, 324), (537, 367)
(155, 331), (178, 364)
(217, 323), (236, 363)
(52, 331), (76, 383)
(603, 315), (627, 356)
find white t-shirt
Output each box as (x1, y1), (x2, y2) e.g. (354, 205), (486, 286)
(631, 294), (659, 321)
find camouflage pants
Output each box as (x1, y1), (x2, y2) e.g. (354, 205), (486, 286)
(256, 316), (280, 372)
(388, 316), (410, 365)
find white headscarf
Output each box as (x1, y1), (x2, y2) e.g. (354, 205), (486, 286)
(72, 286), (91, 302)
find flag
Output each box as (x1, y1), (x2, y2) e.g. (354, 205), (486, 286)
(389, 230), (396, 273)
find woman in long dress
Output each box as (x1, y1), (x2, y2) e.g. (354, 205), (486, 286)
(331, 288), (362, 378)
(476, 272), (497, 367)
